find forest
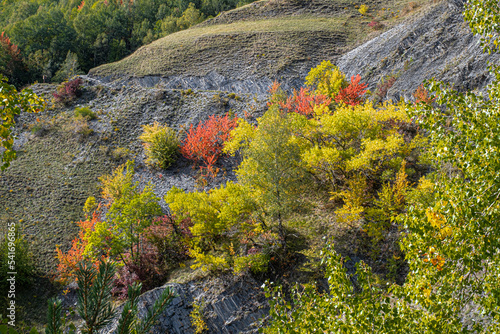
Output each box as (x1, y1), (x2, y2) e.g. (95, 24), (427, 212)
(0, 0), (253, 87)
(1, 0), (500, 332)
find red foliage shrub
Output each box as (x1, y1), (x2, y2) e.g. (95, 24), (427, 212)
(145, 215), (192, 266)
(112, 242), (162, 299)
(181, 114), (238, 176)
(413, 84), (434, 104)
(113, 215), (192, 298)
(335, 74), (368, 106)
(374, 75), (397, 102)
(368, 20), (384, 30)
(53, 77), (83, 105)
(279, 87), (332, 117)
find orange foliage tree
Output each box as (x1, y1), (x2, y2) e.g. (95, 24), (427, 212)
(335, 74), (368, 106)
(181, 114), (238, 176)
(55, 210), (108, 283)
(413, 84), (434, 104)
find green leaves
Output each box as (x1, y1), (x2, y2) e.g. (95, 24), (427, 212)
(0, 75), (45, 170)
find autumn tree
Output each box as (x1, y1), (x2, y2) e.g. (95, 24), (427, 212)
(85, 161), (163, 266)
(305, 60), (348, 98)
(0, 32), (27, 87)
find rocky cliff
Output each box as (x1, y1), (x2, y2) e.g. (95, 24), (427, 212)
(337, 0), (500, 100)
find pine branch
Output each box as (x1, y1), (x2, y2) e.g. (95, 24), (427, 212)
(134, 287), (176, 334)
(45, 298), (63, 334)
(116, 282), (142, 334)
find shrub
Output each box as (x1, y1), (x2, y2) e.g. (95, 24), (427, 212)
(145, 215), (192, 267)
(234, 252), (270, 274)
(180, 114), (238, 176)
(0, 227), (35, 290)
(305, 61), (348, 98)
(53, 77), (83, 105)
(191, 299), (208, 334)
(112, 241), (166, 298)
(413, 84), (434, 104)
(358, 4), (369, 15)
(139, 122), (180, 169)
(74, 106), (97, 120)
(368, 20), (384, 30)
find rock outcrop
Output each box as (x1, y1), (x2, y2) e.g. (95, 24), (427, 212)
(103, 274), (269, 334)
(337, 0), (500, 100)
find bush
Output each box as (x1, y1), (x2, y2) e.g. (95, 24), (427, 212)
(139, 122), (180, 169)
(279, 87), (331, 117)
(0, 226), (35, 291)
(53, 77), (83, 105)
(358, 4), (369, 15)
(368, 20), (384, 30)
(180, 114), (238, 176)
(374, 74), (397, 101)
(74, 106), (97, 120)
(334, 74), (368, 106)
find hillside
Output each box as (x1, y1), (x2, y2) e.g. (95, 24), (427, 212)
(89, 0), (431, 94)
(2, 0), (500, 330)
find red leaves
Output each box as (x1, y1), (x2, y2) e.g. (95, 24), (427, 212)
(53, 77), (83, 104)
(0, 32), (24, 80)
(270, 73), (367, 117)
(335, 75), (368, 106)
(280, 87), (331, 116)
(0, 32), (21, 60)
(181, 113), (238, 176)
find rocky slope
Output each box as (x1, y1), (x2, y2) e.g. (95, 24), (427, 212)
(337, 0), (500, 100)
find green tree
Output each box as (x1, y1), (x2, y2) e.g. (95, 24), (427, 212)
(0, 75), (45, 170)
(52, 51), (83, 83)
(224, 105), (309, 249)
(86, 161), (163, 265)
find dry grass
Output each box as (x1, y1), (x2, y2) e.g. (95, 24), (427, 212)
(91, 0), (432, 79)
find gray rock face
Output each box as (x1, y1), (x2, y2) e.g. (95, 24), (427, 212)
(337, 0), (500, 101)
(103, 275), (269, 334)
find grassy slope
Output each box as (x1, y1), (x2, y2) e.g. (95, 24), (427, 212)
(90, 0), (431, 79)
